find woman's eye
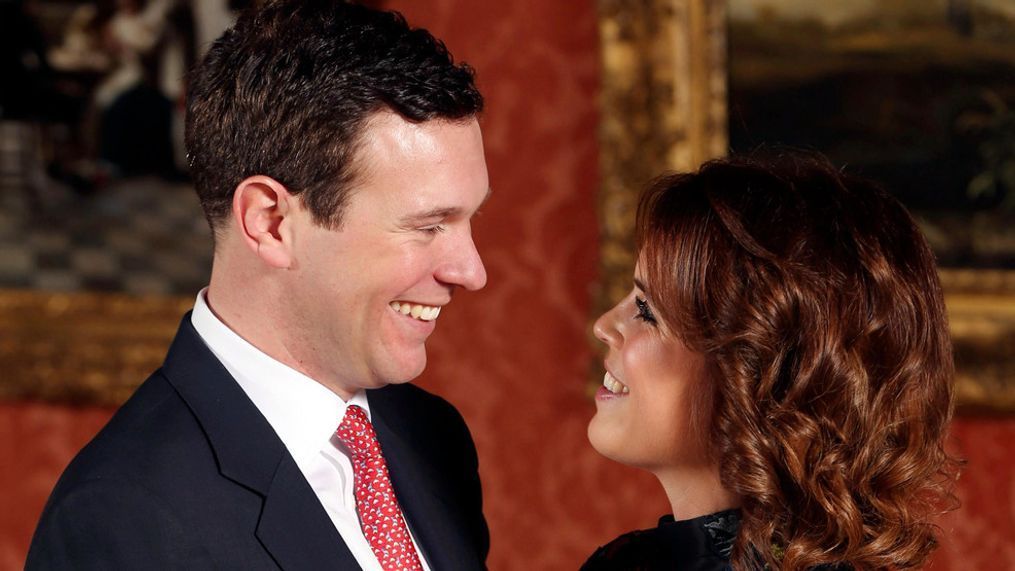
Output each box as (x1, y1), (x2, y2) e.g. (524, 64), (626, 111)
(634, 296), (657, 325)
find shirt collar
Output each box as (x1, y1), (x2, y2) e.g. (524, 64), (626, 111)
(189, 288), (371, 469)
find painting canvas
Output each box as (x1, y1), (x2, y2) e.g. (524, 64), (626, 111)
(0, 0), (214, 297)
(0, 0), (224, 404)
(729, 0), (1014, 269)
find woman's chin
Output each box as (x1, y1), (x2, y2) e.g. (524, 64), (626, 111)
(587, 413), (627, 465)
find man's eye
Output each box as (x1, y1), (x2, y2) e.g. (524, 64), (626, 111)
(634, 296), (657, 325)
(420, 225), (446, 235)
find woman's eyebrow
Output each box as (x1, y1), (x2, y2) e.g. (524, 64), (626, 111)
(633, 278), (650, 297)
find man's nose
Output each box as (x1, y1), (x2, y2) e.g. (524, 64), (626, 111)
(438, 233), (487, 291)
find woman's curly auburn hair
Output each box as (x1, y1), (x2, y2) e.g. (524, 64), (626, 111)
(637, 152), (961, 570)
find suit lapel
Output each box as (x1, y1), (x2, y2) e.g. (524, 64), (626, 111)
(161, 315), (360, 570)
(256, 454), (359, 569)
(370, 392), (480, 570)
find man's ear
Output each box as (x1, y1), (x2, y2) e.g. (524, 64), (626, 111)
(231, 175), (298, 269)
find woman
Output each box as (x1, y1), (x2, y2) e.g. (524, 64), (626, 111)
(584, 153), (960, 570)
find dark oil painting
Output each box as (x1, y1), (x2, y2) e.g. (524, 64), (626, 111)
(728, 0), (1014, 269)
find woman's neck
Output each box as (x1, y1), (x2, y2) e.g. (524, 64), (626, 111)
(653, 464), (740, 521)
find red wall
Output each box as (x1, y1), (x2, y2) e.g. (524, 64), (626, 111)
(3, 1), (1013, 570)
(932, 418), (1015, 569)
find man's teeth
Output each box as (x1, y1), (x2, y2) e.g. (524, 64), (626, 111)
(603, 371), (629, 395)
(389, 301), (442, 322)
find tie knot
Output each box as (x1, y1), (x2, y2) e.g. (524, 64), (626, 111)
(335, 405), (382, 459)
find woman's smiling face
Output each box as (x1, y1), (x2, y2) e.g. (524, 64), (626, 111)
(588, 264), (713, 473)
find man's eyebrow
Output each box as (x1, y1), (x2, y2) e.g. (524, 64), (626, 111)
(398, 187), (493, 225)
(400, 207), (461, 225)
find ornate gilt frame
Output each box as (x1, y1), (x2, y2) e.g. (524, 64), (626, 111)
(0, 291), (191, 406)
(595, 0), (1015, 413)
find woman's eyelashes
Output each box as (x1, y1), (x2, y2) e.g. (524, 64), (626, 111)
(634, 296), (657, 325)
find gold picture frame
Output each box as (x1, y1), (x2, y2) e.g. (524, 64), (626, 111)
(0, 290), (191, 406)
(594, 0), (1015, 414)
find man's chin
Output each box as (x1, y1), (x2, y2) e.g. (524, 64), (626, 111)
(373, 352), (427, 387)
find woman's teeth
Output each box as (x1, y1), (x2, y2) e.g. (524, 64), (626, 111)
(603, 371), (629, 395)
(390, 301), (442, 322)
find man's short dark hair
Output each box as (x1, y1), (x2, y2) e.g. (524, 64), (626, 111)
(185, 0), (483, 233)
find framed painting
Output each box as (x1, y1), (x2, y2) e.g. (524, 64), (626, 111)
(0, 0), (212, 404)
(596, 0), (1015, 412)
(728, 0), (1014, 270)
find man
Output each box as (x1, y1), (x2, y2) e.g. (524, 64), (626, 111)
(27, 2), (490, 569)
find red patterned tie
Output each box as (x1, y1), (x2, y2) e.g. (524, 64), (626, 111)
(336, 405), (424, 571)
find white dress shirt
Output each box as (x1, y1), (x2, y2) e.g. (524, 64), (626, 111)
(190, 289), (431, 571)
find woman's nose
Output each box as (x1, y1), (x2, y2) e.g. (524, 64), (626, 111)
(593, 304), (620, 346)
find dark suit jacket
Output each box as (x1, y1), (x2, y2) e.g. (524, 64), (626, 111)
(26, 315), (489, 570)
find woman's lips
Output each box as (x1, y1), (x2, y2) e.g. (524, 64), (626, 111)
(596, 371), (630, 401)
(603, 370), (629, 394)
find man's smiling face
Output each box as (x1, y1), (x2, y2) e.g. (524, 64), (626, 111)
(283, 112), (489, 398)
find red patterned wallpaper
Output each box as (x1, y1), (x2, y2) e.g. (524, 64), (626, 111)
(932, 418), (1015, 570)
(2, 1), (1013, 570)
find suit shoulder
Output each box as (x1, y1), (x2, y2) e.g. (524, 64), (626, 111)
(30, 369), (223, 567)
(50, 369), (212, 496)
(27, 471), (213, 568)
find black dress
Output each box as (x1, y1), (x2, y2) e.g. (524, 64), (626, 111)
(581, 509), (740, 571)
